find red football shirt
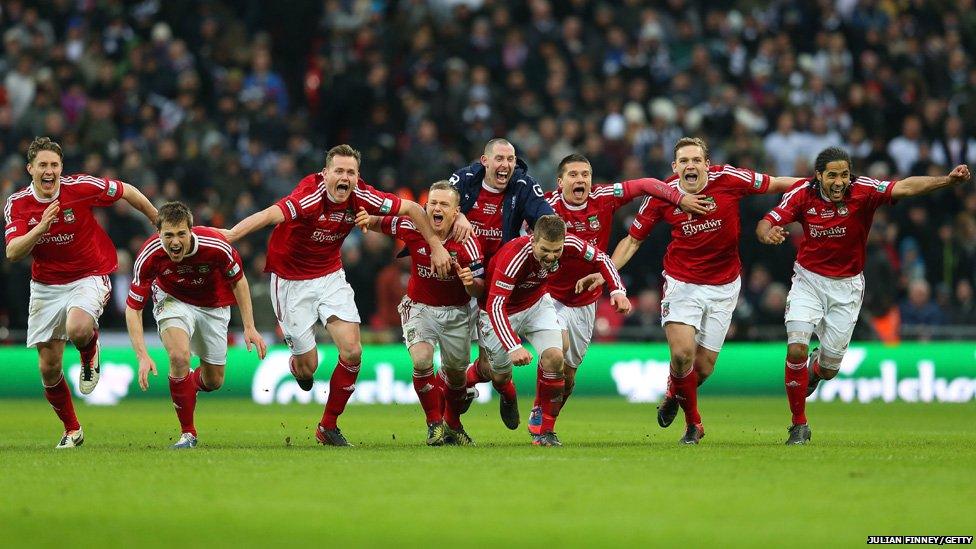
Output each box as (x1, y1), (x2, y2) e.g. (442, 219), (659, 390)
(4, 174), (125, 285)
(482, 234), (625, 352)
(629, 165), (770, 285)
(546, 181), (644, 307)
(763, 176), (897, 278)
(265, 174), (401, 280)
(380, 216), (484, 307)
(127, 227), (244, 310)
(465, 183), (505, 260)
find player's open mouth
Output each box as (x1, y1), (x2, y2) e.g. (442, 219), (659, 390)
(432, 213), (444, 226)
(169, 244), (183, 256)
(336, 182), (350, 192)
(572, 185), (585, 200)
(40, 176), (56, 188)
(495, 170), (509, 184)
(684, 172), (699, 183)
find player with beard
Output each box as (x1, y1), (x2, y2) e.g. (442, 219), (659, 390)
(446, 138), (555, 430)
(125, 202), (267, 448)
(600, 137), (801, 444)
(357, 181), (485, 445)
(526, 153), (711, 436)
(480, 215), (631, 446)
(757, 147), (970, 444)
(222, 144), (451, 446)
(4, 137), (157, 448)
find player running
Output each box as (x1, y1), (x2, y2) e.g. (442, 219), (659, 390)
(481, 215), (631, 446)
(358, 181), (485, 445)
(125, 202), (268, 449)
(528, 153), (710, 435)
(447, 138), (555, 429)
(757, 147), (971, 444)
(4, 137), (157, 448)
(604, 137), (800, 444)
(222, 144), (450, 446)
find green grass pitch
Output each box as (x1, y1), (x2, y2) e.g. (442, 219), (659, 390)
(1, 397), (973, 547)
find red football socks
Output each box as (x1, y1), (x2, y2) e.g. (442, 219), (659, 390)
(538, 371), (565, 433)
(77, 328), (98, 364)
(43, 375), (80, 432)
(464, 361), (489, 388)
(785, 360), (808, 425)
(169, 373), (197, 436)
(321, 359), (360, 429)
(413, 367), (443, 424)
(670, 369), (701, 426)
(191, 368), (215, 393)
(438, 371), (466, 430)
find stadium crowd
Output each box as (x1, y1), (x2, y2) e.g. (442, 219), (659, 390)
(1, 0), (974, 343)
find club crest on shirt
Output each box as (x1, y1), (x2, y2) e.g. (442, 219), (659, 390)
(63, 208), (75, 223)
(198, 265), (210, 274)
(588, 215), (600, 230)
(837, 203), (849, 216)
(343, 209), (355, 224)
(703, 196), (717, 211)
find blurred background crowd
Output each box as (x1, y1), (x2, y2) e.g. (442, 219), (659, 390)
(1, 0), (974, 344)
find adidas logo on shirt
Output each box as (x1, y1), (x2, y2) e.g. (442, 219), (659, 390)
(28, 217), (39, 225)
(806, 208), (817, 216)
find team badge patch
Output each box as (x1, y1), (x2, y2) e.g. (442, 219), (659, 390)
(613, 183), (624, 197)
(584, 245), (595, 261)
(379, 198), (394, 214)
(837, 203), (849, 216)
(588, 215), (600, 230)
(662, 302), (670, 318)
(198, 265), (210, 274)
(107, 181), (118, 197)
(63, 208), (75, 223)
(704, 196), (716, 211)
(752, 173), (763, 190)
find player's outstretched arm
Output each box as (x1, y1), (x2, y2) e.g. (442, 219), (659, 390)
(121, 183), (158, 225)
(398, 200), (451, 277)
(756, 218), (787, 245)
(611, 235), (643, 270)
(766, 177), (803, 194)
(222, 205), (285, 243)
(124, 305), (157, 391)
(5, 200), (59, 261)
(892, 164), (971, 199)
(231, 276), (268, 359)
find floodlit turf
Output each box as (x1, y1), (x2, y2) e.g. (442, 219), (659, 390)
(1, 397), (973, 547)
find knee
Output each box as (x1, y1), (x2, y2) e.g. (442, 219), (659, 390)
(787, 343), (809, 364)
(339, 344), (362, 365)
(38, 361), (62, 383)
(670, 348), (695, 371)
(564, 369), (576, 392)
(204, 370), (225, 390)
(67, 325), (92, 345)
(167, 351), (191, 374)
(412, 356), (434, 372)
(443, 366), (465, 387)
(541, 348), (564, 372)
(490, 369), (511, 384)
